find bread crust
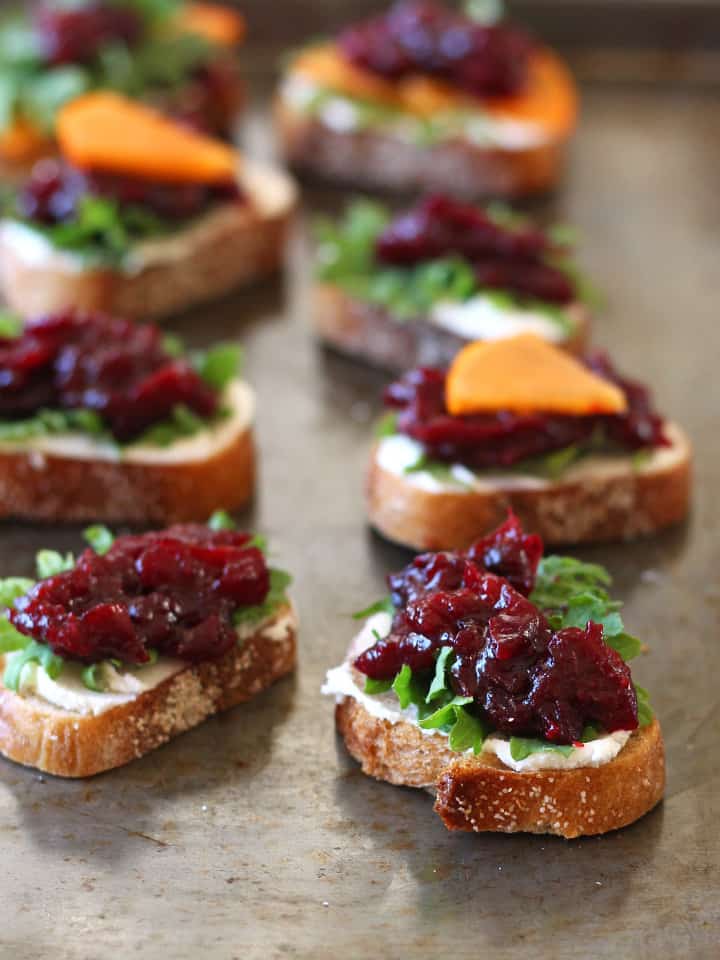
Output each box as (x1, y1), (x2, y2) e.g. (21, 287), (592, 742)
(0, 605), (296, 778)
(314, 283), (589, 371)
(0, 422), (255, 525)
(336, 697), (665, 838)
(0, 166), (296, 321)
(275, 98), (568, 197)
(366, 425), (692, 548)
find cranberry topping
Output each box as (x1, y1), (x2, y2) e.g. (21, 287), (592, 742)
(35, 2), (143, 66)
(355, 520), (638, 743)
(375, 195), (574, 304)
(10, 526), (269, 665)
(384, 358), (668, 469)
(0, 311), (218, 441)
(17, 159), (242, 227)
(339, 1), (532, 98)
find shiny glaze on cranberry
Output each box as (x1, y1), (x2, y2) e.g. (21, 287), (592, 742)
(339, 1), (532, 98)
(35, 2), (143, 66)
(355, 519), (637, 743)
(376, 195), (574, 304)
(18, 159), (242, 227)
(10, 526), (269, 665)
(384, 357), (668, 469)
(0, 312), (218, 441)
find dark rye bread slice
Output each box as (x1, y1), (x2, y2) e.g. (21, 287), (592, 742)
(0, 382), (255, 525)
(0, 604), (297, 778)
(336, 696), (665, 838)
(0, 163), (296, 321)
(366, 422), (692, 548)
(275, 98), (568, 198)
(314, 282), (589, 372)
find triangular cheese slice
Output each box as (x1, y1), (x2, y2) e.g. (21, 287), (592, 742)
(446, 334), (627, 417)
(57, 92), (239, 184)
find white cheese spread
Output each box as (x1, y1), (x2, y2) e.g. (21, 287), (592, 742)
(430, 295), (567, 343)
(322, 613), (632, 773)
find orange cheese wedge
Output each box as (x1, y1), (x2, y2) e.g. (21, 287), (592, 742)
(446, 335), (627, 417)
(290, 44), (578, 138)
(0, 117), (50, 163)
(56, 92), (239, 184)
(175, 2), (245, 47)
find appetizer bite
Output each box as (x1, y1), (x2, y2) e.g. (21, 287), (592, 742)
(277, 0), (578, 197)
(0, 515), (296, 777)
(0, 310), (255, 524)
(368, 335), (691, 547)
(323, 514), (664, 838)
(0, 0), (245, 176)
(315, 195), (590, 370)
(0, 92), (296, 320)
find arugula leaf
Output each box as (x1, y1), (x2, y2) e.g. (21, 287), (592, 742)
(0, 407), (106, 443)
(448, 705), (487, 754)
(426, 646), (454, 703)
(374, 411), (398, 439)
(635, 684), (654, 727)
(81, 662), (105, 693)
(208, 509), (236, 532)
(0, 577), (34, 609)
(392, 664), (429, 710)
(509, 737), (575, 761)
(632, 448), (653, 471)
(133, 404), (208, 447)
(84, 525), (114, 556)
(36, 550), (74, 579)
(0, 617), (29, 654)
(0, 310), (22, 338)
(419, 695), (474, 730)
(364, 676), (393, 694)
(162, 333), (185, 358)
(530, 556), (612, 610)
(193, 343), (242, 390)
(3, 640), (63, 692)
(232, 568), (292, 627)
(404, 452), (471, 487)
(21, 65), (91, 132)
(351, 596), (395, 620)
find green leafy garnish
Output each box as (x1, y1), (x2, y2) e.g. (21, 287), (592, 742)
(374, 411), (399, 439)
(364, 676), (393, 694)
(193, 343), (242, 390)
(392, 664), (428, 710)
(0, 617), (29, 654)
(632, 448), (653, 471)
(426, 646), (454, 703)
(0, 577), (34, 609)
(0, 407), (106, 444)
(404, 452), (471, 487)
(81, 662), (105, 693)
(448, 706), (487, 754)
(3, 640), (63, 692)
(133, 404), (208, 448)
(233, 568), (292, 628)
(84, 525), (114, 556)
(351, 596), (395, 620)
(0, 310), (22, 338)
(635, 684), (654, 727)
(208, 509), (236, 532)
(509, 737), (575, 761)
(36, 549), (74, 579)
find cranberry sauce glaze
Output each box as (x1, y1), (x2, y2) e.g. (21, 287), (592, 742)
(384, 355), (668, 469)
(0, 312), (219, 441)
(18, 158), (242, 226)
(339, 0), (532, 97)
(10, 526), (270, 664)
(376, 195), (575, 304)
(355, 516), (638, 743)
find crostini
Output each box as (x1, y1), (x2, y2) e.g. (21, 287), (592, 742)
(0, 92), (296, 320)
(367, 335), (691, 547)
(276, 0), (578, 197)
(0, 515), (296, 777)
(0, 1), (245, 177)
(315, 195), (591, 370)
(323, 514), (664, 838)
(0, 309), (256, 524)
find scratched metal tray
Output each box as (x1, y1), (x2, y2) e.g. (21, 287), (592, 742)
(1, 55), (719, 960)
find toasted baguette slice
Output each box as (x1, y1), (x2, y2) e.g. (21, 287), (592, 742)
(314, 283), (588, 372)
(367, 422), (692, 549)
(0, 379), (255, 525)
(0, 605), (297, 778)
(275, 98), (568, 198)
(0, 162), (296, 321)
(336, 696), (664, 838)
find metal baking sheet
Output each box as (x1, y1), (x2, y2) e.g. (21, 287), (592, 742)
(1, 74), (718, 959)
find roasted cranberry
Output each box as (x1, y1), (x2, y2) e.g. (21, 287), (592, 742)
(10, 526), (269, 665)
(16, 160), (88, 225)
(383, 359), (668, 469)
(375, 195), (573, 305)
(0, 312), (219, 441)
(35, 2), (143, 66)
(355, 518), (638, 742)
(339, 1), (532, 97)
